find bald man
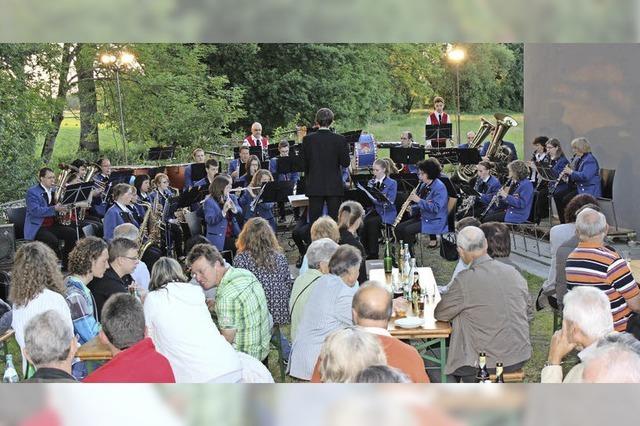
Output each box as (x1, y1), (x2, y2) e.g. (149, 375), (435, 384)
(311, 282), (429, 383)
(243, 122), (269, 149)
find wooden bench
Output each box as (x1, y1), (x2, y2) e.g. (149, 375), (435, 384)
(489, 369), (525, 383)
(0, 329), (14, 344)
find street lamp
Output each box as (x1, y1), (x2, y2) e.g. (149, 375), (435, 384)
(447, 46), (465, 145)
(99, 50), (137, 164)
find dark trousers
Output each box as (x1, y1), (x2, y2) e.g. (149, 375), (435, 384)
(533, 186), (550, 222)
(292, 221), (311, 257)
(394, 217), (421, 256)
(34, 224), (78, 267)
(308, 196), (341, 224)
(362, 211), (383, 259)
(553, 188), (578, 224)
(481, 210), (506, 223)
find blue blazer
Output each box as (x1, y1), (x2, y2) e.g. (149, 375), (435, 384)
(410, 178), (449, 234)
(475, 175), (502, 205)
(238, 190), (276, 231)
(103, 204), (140, 242)
(480, 140), (518, 159)
(499, 179), (534, 224)
(183, 164), (194, 190)
(569, 153), (601, 197)
(203, 194), (242, 251)
(550, 155), (569, 194)
(89, 174), (110, 218)
(269, 157), (300, 183)
(458, 143), (469, 149)
(24, 184), (56, 241)
(368, 176), (398, 225)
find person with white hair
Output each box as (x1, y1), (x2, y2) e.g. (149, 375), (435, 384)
(582, 332), (640, 383)
(566, 208), (640, 332)
(24, 310), (78, 382)
(434, 226), (531, 382)
(541, 287), (614, 383)
(289, 238), (340, 340)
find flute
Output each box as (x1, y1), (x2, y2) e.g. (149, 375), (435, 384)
(228, 186), (261, 193)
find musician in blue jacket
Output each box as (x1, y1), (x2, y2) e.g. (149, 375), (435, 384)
(466, 161), (501, 218)
(394, 159), (449, 256)
(192, 159), (220, 190)
(103, 184), (140, 242)
(553, 137), (602, 223)
(25, 167), (77, 267)
(532, 138), (569, 221)
(89, 157), (111, 218)
(482, 160), (534, 224)
(239, 169), (276, 231)
(183, 148), (206, 190)
(228, 145), (251, 182)
(203, 174), (242, 253)
(269, 140), (300, 221)
(362, 159), (398, 259)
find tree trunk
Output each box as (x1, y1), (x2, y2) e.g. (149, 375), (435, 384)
(41, 43), (75, 162)
(77, 43), (100, 153)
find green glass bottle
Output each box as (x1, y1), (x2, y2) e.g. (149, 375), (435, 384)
(383, 239), (393, 274)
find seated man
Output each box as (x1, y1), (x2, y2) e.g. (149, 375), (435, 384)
(566, 208), (640, 332)
(435, 226), (531, 382)
(458, 130), (475, 149)
(310, 282), (429, 383)
(24, 310), (78, 383)
(187, 243), (271, 362)
(582, 332), (640, 383)
(113, 223), (151, 291)
(229, 145), (251, 181)
(541, 287), (614, 383)
(84, 293), (175, 383)
(192, 158), (220, 190)
(88, 238), (138, 320)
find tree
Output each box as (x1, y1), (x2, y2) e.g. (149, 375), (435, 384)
(77, 43), (100, 153)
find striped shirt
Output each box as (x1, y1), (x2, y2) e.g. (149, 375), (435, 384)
(566, 242), (640, 331)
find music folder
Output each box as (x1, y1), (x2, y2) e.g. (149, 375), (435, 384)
(390, 146), (425, 165)
(275, 154), (305, 174)
(178, 185), (208, 208)
(457, 148), (482, 165)
(61, 182), (93, 206)
(534, 161), (558, 182)
(425, 123), (452, 141)
(260, 181), (295, 204)
(356, 182), (390, 205)
(233, 146), (263, 159)
(190, 163), (207, 183)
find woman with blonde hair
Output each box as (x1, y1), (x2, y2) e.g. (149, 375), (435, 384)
(144, 257), (242, 383)
(338, 200), (367, 284)
(10, 242), (73, 375)
(319, 327), (386, 383)
(239, 169), (276, 231)
(298, 216), (341, 275)
(362, 159), (398, 259)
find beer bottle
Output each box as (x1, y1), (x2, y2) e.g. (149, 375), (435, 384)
(383, 239), (393, 274)
(495, 362), (505, 383)
(411, 260), (421, 316)
(402, 245), (411, 285)
(398, 241), (405, 275)
(475, 352), (491, 383)
(3, 354), (19, 383)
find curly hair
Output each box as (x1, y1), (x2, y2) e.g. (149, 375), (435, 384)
(508, 160), (530, 181)
(236, 217), (282, 269)
(9, 242), (65, 307)
(68, 237), (108, 277)
(564, 194), (599, 224)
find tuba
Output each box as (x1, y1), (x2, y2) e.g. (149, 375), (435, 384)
(485, 113), (518, 162)
(54, 163), (78, 203)
(454, 118), (495, 182)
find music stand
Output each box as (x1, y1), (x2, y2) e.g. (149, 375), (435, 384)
(425, 123), (452, 144)
(390, 173), (419, 192)
(341, 130), (362, 143)
(61, 182), (93, 240)
(233, 146), (263, 159)
(535, 161), (560, 226)
(260, 181), (295, 204)
(190, 163), (207, 183)
(178, 185), (208, 209)
(458, 148), (482, 165)
(268, 142), (296, 159)
(148, 146), (175, 161)
(356, 182), (391, 205)
(390, 147), (425, 165)
(343, 188), (373, 209)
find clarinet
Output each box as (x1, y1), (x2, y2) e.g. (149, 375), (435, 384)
(480, 178), (514, 220)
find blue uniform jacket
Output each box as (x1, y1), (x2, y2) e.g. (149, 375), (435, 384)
(269, 157), (300, 183)
(480, 140), (518, 159)
(238, 190), (276, 231)
(368, 176), (398, 225)
(498, 179), (534, 224)
(89, 174), (110, 218)
(475, 175), (502, 205)
(24, 184), (56, 241)
(203, 194), (242, 251)
(183, 164), (194, 190)
(569, 153), (601, 197)
(410, 178), (449, 234)
(103, 203), (140, 242)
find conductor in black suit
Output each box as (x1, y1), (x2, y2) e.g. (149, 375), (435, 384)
(302, 108), (351, 223)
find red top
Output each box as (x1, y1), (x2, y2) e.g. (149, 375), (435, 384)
(244, 135), (269, 148)
(83, 337), (175, 383)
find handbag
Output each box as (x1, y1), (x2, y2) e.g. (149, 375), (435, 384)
(439, 232), (459, 261)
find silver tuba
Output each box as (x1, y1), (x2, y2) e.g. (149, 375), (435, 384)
(454, 117), (495, 182)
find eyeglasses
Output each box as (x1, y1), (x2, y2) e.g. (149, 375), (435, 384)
(121, 256), (139, 262)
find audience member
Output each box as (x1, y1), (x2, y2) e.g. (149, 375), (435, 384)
(541, 287), (614, 383)
(582, 332), (640, 383)
(113, 223), (151, 291)
(88, 238), (138, 320)
(84, 293), (176, 383)
(435, 226), (531, 382)
(354, 365), (411, 383)
(289, 245), (362, 380)
(290, 238), (339, 340)
(187, 244), (271, 362)
(23, 310), (77, 383)
(297, 216), (340, 275)
(566, 208), (640, 331)
(311, 282), (429, 383)
(450, 216), (481, 281)
(337, 200), (367, 284)
(318, 327), (387, 383)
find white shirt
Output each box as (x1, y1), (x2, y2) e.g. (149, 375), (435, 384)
(130, 262), (150, 291)
(143, 281), (242, 383)
(40, 183), (52, 204)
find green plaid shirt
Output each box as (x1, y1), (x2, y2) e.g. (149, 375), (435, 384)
(216, 267), (271, 361)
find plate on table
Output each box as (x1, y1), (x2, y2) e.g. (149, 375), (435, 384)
(394, 317), (424, 329)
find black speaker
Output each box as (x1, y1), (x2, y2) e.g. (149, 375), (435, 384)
(0, 224), (15, 261)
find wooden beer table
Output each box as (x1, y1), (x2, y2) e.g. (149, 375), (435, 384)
(388, 319), (452, 383)
(76, 335), (112, 373)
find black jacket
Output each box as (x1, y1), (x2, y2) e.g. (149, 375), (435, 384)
(339, 228), (368, 284)
(25, 367), (77, 383)
(302, 129), (351, 197)
(88, 267), (132, 320)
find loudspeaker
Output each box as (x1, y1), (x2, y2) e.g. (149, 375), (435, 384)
(0, 224), (15, 261)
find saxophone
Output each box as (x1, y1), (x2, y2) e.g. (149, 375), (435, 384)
(137, 197), (163, 258)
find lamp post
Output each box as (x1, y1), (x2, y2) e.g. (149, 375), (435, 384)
(447, 47), (465, 145)
(99, 51), (137, 164)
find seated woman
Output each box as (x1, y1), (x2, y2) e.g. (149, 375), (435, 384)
(362, 159), (398, 260)
(103, 183), (138, 242)
(394, 159), (449, 255)
(203, 174), (243, 253)
(297, 216), (340, 274)
(149, 173), (176, 206)
(238, 169), (276, 231)
(458, 161), (501, 219)
(288, 245), (362, 381)
(535, 138), (569, 220)
(482, 160), (534, 224)
(337, 200), (368, 284)
(143, 257), (242, 383)
(134, 174), (152, 204)
(237, 155), (261, 188)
